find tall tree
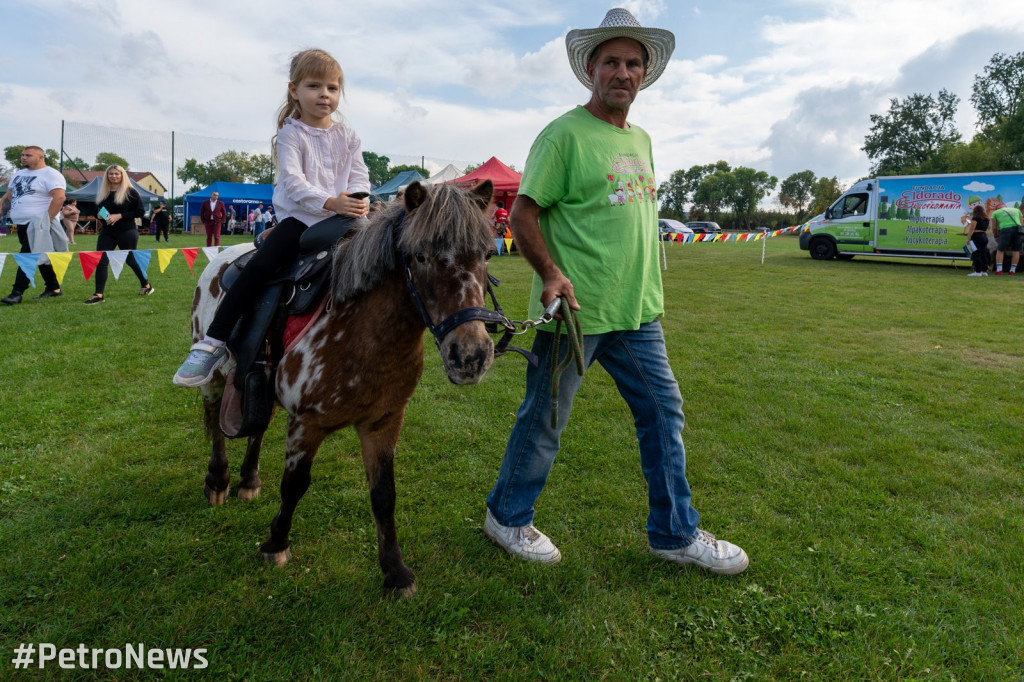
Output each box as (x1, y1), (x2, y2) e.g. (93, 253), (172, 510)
(863, 90), (961, 175)
(971, 51), (1024, 129)
(91, 151), (131, 170)
(778, 170), (816, 221)
(657, 169), (690, 219)
(249, 153), (274, 184)
(362, 151), (391, 186)
(658, 161), (730, 218)
(388, 164), (431, 179)
(693, 171), (733, 223)
(176, 150), (272, 191)
(806, 176), (844, 217)
(727, 167), (777, 229)
(5, 145), (59, 168)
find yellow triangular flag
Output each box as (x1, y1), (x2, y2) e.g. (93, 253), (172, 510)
(47, 252), (74, 285)
(157, 249), (177, 273)
(504, 238), (513, 253)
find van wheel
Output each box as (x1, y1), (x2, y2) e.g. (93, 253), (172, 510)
(809, 237), (837, 260)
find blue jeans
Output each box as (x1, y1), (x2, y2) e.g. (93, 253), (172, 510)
(487, 319), (701, 550)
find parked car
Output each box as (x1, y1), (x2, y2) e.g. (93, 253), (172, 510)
(686, 221), (722, 234)
(658, 218), (693, 240)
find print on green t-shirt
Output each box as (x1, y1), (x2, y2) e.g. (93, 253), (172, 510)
(519, 107), (664, 335)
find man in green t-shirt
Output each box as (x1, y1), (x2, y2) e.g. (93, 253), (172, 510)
(992, 203), (1023, 274)
(484, 8), (748, 576)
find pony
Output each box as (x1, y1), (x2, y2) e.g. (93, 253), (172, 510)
(191, 180), (497, 596)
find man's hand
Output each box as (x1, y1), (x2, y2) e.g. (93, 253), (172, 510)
(540, 270), (580, 314)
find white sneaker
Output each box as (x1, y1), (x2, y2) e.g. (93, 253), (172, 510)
(650, 529), (749, 575)
(967, 272), (985, 277)
(484, 509), (561, 564)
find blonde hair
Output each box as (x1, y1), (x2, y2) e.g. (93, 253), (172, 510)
(272, 49), (344, 162)
(95, 165), (132, 206)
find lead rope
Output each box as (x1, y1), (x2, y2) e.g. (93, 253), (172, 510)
(548, 297), (584, 429)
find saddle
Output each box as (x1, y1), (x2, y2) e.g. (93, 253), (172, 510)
(219, 215), (357, 438)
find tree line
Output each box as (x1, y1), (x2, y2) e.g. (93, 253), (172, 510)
(660, 50), (1024, 228)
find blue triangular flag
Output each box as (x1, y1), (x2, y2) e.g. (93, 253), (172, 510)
(132, 249), (153, 279)
(12, 253), (40, 288)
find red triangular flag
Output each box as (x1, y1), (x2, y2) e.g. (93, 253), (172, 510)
(180, 248), (200, 275)
(78, 251), (104, 282)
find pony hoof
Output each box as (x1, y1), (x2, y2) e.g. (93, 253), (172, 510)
(259, 548), (291, 567)
(384, 583), (417, 599)
(204, 484), (230, 506)
(237, 486), (261, 501)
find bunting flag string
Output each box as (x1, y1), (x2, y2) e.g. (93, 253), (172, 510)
(662, 225), (802, 244)
(0, 227), (804, 289)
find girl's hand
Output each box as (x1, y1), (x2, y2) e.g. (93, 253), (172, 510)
(107, 213), (122, 225)
(332, 192), (369, 219)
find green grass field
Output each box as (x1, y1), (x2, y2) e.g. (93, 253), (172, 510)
(1, 232), (1021, 679)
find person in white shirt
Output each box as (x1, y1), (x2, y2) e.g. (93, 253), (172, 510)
(1, 146), (66, 304)
(174, 48), (370, 386)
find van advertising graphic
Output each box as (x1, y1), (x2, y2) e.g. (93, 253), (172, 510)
(877, 175), (1024, 251)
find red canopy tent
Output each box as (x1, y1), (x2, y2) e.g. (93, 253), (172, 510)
(448, 156), (522, 209)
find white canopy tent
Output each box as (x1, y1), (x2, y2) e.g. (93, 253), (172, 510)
(424, 164), (463, 185)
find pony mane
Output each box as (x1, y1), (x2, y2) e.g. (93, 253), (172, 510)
(330, 183), (492, 303)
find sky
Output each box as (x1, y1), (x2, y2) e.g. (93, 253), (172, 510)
(2, 0), (1023, 200)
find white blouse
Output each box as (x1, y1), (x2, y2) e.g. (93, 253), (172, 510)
(272, 117), (371, 227)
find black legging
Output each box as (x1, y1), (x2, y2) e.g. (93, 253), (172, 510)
(205, 217), (310, 341)
(970, 232), (990, 273)
(206, 215), (369, 340)
(94, 227), (148, 295)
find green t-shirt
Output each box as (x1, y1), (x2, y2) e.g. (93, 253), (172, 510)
(992, 205), (1023, 229)
(519, 106), (663, 334)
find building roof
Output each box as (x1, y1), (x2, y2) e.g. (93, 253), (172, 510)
(63, 170), (166, 192)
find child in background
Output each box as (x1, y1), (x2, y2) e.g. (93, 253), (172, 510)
(174, 48), (370, 386)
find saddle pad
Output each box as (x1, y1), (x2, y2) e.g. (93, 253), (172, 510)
(283, 295), (329, 353)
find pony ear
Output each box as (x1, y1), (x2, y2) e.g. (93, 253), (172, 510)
(404, 182), (428, 211)
(471, 180), (494, 210)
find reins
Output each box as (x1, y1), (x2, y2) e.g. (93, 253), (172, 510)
(546, 298), (584, 428)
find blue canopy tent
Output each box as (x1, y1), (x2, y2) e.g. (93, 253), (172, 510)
(371, 170), (425, 201)
(184, 182), (274, 233)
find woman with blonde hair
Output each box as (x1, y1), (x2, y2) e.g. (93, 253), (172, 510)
(86, 164), (153, 304)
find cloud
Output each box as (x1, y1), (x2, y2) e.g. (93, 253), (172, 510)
(963, 181), (995, 192)
(760, 82), (885, 182)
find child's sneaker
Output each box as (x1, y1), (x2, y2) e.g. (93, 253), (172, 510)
(173, 342), (228, 387)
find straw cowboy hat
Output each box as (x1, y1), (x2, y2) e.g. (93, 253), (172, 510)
(565, 8), (676, 91)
